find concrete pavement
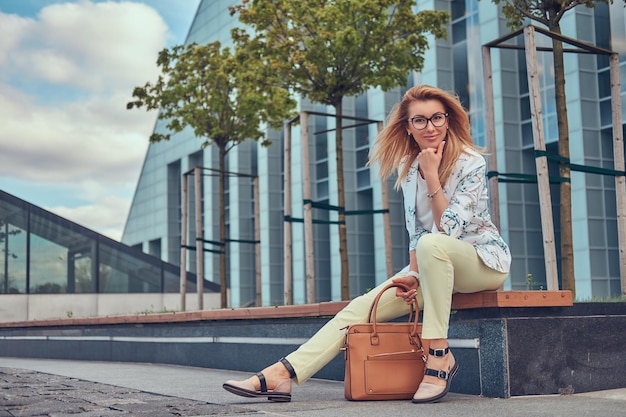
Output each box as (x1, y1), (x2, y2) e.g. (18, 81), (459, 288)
(1, 357), (625, 416)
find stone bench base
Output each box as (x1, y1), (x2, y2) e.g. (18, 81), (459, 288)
(4, 291), (623, 399)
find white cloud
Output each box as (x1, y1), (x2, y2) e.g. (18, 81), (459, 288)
(0, 1), (173, 241)
(0, 84), (153, 184)
(47, 193), (131, 241)
(0, 13), (34, 67)
(3, 1), (167, 91)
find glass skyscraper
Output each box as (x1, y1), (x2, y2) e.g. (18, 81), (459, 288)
(122, 0), (626, 307)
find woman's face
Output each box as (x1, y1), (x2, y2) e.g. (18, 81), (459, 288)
(406, 99), (448, 151)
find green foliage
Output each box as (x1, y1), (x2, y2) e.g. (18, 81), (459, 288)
(230, 1), (449, 300)
(230, 0), (449, 107)
(490, 0), (623, 299)
(490, 0), (616, 30)
(127, 41), (296, 150)
(136, 305), (179, 315)
(128, 41), (297, 308)
(525, 273), (545, 291)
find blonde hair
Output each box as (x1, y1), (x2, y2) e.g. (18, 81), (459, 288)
(368, 85), (482, 189)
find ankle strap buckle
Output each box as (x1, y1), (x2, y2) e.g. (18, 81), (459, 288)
(425, 368), (450, 380)
(429, 347), (449, 357)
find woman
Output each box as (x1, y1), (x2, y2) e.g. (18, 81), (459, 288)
(223, 85), (511, 403)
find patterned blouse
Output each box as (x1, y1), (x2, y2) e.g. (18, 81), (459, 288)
(399, 148), (511, 273)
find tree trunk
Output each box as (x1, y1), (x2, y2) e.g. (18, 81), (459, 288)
(334, 101), (350, 300)
(219, 143), (228, 308)
(551, 24), (575, 298)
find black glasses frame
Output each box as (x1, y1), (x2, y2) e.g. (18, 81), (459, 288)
(407, 112), (449, 130)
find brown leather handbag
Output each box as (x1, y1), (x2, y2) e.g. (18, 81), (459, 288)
(343, 282), (426, 401)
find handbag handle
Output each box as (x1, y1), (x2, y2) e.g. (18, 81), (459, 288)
(367, 282), (423, 348)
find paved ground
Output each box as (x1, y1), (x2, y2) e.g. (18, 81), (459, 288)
(1, 357), (625, 417)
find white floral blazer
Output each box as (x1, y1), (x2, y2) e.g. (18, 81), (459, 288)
(399, 148), (511, 273)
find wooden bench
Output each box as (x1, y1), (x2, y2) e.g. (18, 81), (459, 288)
(451, 289), (572, 309)
(0, 290), (572, 328)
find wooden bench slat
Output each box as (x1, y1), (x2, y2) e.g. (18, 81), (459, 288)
(0, 291), (573, 328)
(451, 290), (573, 309)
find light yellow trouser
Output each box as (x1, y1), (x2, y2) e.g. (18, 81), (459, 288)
(285, 233), (508, 384)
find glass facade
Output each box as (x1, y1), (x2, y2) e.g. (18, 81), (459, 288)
(0, 190), (213, 295)
(122, 0), (626, 306)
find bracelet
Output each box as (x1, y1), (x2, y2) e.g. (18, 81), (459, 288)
(426, 185), (441, 199)
(406, 270), (420, 285)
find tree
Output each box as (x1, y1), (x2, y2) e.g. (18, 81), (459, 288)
(492, 0), (621, 299)
(128, 41), (296, 308)
(230, 0), (449, 301)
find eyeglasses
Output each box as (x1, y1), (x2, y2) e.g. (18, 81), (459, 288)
(407, 112), (448, 130)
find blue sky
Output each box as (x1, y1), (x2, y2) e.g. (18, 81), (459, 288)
(0, 0), (200, 240)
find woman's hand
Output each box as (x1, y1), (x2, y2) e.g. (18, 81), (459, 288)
(417, 140), (445, 181)
(392, 275), (419, 304)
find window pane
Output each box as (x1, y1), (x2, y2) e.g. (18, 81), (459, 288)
(99, 242), (161, 293)
(600, 100), (612, 126)
(452, 20), (466, 43)
(520, 96), (530, 121)
(0, 213), (27, 294)
(316, 180), (329, 200)
(29, 234), (67, 293)
(316, 160), (328, 179)
(357, 170), (370, 189)
(356, 149), (369, 169)
(522, 122), (533, 148)
(29, 210), (96, 294)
